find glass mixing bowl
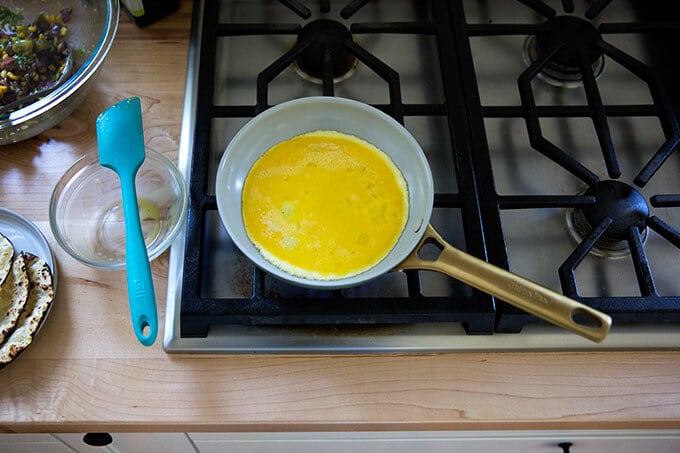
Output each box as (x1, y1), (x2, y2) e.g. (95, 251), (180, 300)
(50, 148), (187, 269)
(0, 0), (119, 144)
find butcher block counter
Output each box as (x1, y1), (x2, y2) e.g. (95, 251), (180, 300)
(1, 1), (680, 434)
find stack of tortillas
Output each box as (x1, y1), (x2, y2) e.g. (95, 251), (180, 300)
(0, 232), (54, 368)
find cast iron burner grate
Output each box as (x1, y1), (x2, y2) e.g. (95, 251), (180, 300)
(179, 0), (495, 338)
(178, 0), (680, 339)
(459, 0), (680, 332)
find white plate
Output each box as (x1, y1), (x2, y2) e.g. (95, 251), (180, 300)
(0, 207), (57, 336)
(0, 208), (56, 278)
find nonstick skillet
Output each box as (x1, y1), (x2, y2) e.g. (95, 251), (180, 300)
(215, 97), (611, 342)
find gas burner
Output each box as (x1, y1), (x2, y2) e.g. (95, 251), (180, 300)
(524, 15), (604, 88)
(568, 180), (649, 257)
(293, 19), (358, 84)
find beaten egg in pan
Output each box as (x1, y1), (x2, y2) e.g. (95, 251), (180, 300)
(242, 130), (409, 280)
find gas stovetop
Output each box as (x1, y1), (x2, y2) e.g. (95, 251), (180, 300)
(164, 0), (680, 353)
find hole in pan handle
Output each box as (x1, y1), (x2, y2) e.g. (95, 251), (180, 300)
(396, 224), (612, 342)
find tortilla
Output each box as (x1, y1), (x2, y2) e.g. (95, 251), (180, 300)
(0, 253), (54, 368)
(0, 233), (13, 287)
(0, 252), (29, 346)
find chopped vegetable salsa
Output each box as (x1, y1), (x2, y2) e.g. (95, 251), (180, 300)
(0, 6), (72, 108)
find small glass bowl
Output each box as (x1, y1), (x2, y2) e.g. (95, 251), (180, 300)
(50, 148), (187, 269)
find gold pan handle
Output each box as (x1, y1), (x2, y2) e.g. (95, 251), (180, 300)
(396, 224), (612, 342)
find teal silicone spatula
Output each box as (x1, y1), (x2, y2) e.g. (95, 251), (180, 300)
(96, 97), (157, 346)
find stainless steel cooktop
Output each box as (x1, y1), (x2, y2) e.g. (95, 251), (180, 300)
(164, 0), (680, 353)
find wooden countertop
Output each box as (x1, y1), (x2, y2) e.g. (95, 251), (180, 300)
(1, 1), (680, 433)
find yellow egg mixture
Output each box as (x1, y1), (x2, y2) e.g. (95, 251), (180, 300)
(242, 130), (409, 280)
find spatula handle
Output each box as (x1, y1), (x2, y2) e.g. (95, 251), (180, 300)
(120, 172), (158, 346)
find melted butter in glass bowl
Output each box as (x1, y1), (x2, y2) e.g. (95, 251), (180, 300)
(50, 148), (187, 270)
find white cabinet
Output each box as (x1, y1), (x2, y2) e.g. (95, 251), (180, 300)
(0, 433), (197, 453)
(2, 430), (680, 452)
(0, 434), (74, 453)
(54, 433), (196, 453)
(189, 430), (680, 453)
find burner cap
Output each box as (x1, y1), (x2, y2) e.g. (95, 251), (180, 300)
(295, 19), (357, 82)
(569, 180), (649, 256)
(536, 16), (603, 71)
(581, 180), (649, 240)
(525, 15), (604, 87)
